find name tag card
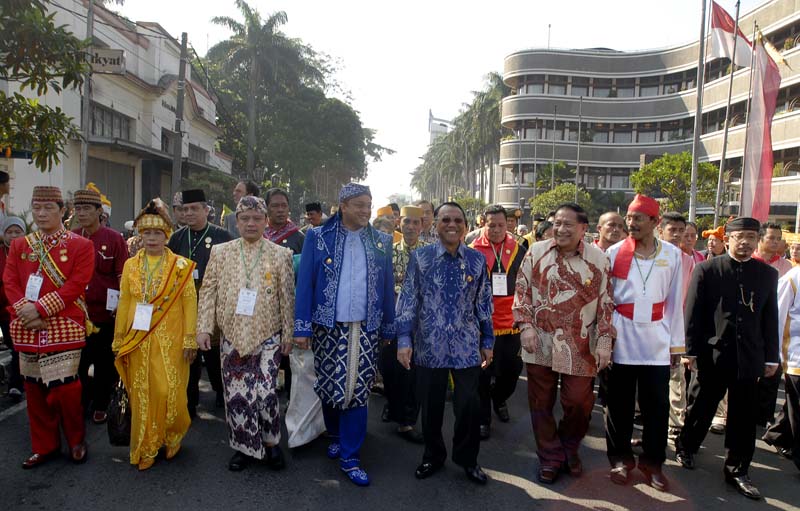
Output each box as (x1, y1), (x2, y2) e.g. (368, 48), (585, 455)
(236, 288), (258, 316)
(192, 269), (200, 280)
(633, 297), (654, 324)
(106, 289), (120, 311)
(492, 273), (508, 296)
(25, 274), (43, 302)
(133, 303), (154, 331)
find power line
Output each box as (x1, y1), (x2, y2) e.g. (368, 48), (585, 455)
(51, 1), (178, 42)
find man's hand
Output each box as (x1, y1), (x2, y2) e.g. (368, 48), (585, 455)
(681, 357), (695, 371)
(480, 348), (494, 369)
(764, 364), (779, 378)
(280, 338), (293, 356)
(196, 333), (212, 351)
(183, 348), (197, 363)
(398, 347), (413, 370)
(670, 354), (683, 368)
(25, 318), (46, 330)
(293, 337), (310, 350)
(520, 327), (539, 354)
(19, 302), (40, 324)
(595, 347), (612, 371)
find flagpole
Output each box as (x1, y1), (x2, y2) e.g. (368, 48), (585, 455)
(689, 0), (708, 222)
(551, 105), (557, 190)
(740, 21), (758, 216)
(532, 118), (539, 201)
(575, 96), (583, 202)
(712, 0), (741, 228)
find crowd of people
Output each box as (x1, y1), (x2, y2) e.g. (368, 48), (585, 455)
(1, 174), (798, 500)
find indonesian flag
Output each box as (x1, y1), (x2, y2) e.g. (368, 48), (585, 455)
(740, 33), (781, 221)
(709, 1), (752, 66)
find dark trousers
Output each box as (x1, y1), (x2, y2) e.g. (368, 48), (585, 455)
(605, 363), (670, 470)
(379, 340), (418, 426)
(757, 364), (782, 426)
(417, 365), (481, 468)
(677, 360), (758, 476)
(1, 320), (22, 393)
(527, 364), (594, 468)
(78, 322), (117, 412)
(763, 373), (800, 471)
(188, 343), (222, 412)
(479, 333), (522, 425)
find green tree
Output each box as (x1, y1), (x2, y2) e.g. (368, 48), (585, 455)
(0, 0), (88, 171)
(529, 183), (591, 217)
(629, 152), (717, 213)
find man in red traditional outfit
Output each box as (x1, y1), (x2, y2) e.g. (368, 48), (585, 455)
(72, 188), (128, 424)
(3, 186), (95, 468)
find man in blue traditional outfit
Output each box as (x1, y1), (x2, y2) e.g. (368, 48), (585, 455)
(293, 182), (395, 487)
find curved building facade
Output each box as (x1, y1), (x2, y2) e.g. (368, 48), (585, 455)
(497, 0), (800, 219)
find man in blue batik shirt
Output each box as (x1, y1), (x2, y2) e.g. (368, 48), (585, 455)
(395, 201), (495, 485)
(293, 183), (395, 487)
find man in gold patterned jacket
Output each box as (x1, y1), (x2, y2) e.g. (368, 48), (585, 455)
(3, 186), (95, 469)
(197, 196), (295, 472)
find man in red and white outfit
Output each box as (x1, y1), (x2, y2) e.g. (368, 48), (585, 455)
(3, 186), (95, 468)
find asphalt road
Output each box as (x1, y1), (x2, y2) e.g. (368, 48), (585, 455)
(1, 375), (798, 511)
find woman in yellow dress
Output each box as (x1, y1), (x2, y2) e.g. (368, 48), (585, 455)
(112, 199), (198, 470)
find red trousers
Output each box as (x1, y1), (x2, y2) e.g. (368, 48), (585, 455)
(526, 364), (594, 468)
(25, 380), (85, 454)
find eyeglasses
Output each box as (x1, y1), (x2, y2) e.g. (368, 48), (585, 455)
(438, 216), (464, 224)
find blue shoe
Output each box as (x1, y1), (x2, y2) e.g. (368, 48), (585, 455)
(342, 466), (370, 486)
(326, 442), (341, 460)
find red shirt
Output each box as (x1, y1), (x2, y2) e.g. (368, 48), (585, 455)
(73, 226), (128, 324)
(0, 246), (9, 321)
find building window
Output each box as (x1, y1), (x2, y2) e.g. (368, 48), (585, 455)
(616, 78), (635, 97)
(91, 103), (131, 140)
(614, 130), (632, 143)
(526, 75), (545, 94)
(663, 72), (682, 94)
(593, 78), (612, 97)
(548, 75), (567, 95)
(610, 170), (630, 189)
(639, 76), (660, 97)
(638, 129), (657, 143)
(161, 128), (174, 153)
(661, 120), (683, 141)
(188, 144), (208, 164)
(571, 77), (589, 97)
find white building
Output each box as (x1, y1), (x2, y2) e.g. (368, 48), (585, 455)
(0, 0), (232, 229)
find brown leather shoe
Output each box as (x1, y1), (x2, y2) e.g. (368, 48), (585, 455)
(610, 463), (630, 485)
(22, 450), (60, 469)
(639, 465), (669, 492)
(70, 442), (88, 464)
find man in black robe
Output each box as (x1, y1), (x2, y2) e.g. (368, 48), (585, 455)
(168, 189), (233, 417)
(675, 217), (780, 500)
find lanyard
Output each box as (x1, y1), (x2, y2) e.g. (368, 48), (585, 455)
(185, 224), (211, 259)
(141, 253), (165, 302)
(238, 239), (265, 289)
(31, 232), (56, 275)
(490, 241), (505, 274)
(632, 240), (658, 294)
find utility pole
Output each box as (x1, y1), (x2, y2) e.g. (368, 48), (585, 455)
(171, 32), (188, 198)
(575, 96), (583, 202)
(79, 0), (95, 188)
(688, 0), (708, 222)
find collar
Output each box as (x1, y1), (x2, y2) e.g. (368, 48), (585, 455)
(38, 227), (68, 246)
(435, 240), (465, 259)
(754, 251), (781, 265)
(399, 238), (421, 251)
(472, 229), (515, 249)
(546, 237), (586, 256)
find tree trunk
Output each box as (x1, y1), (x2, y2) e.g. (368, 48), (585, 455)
(246, 55), (258, 177)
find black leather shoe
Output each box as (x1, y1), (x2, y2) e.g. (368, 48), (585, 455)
(724, 471), (762, 500)
(415, 461), (443, 479)
(266, 446), (285, 470)
(464, 465), (488, 485)
(494, 403), (510, 423)
(215, 393), (224, 408)
(397, 427), (424, 444)
(228, 451), (253, 472)
(775, 446), (793, 459)
(609, 463), (629, 485)
(639, 465), (669, 492)
(675, 449), (695, 470)
(709, 423), (725, 435)
(538, 465), (559, 484)
(70, 442), (88, 464)
(479, 424), (490, 440)
(22, 450), (60, 470)
(381, 404), (390, 423)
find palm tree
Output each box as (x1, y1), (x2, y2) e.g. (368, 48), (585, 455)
(209, 1), (323, 178)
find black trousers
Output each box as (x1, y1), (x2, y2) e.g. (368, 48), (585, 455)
(188, 343), (222, 412)
(763, 374), (800, 471)
(1, 320), (22, 393)
(78, 322), (117, 412)
(479, 333), (522, 425)
(417, 365), (481, 468)
(677, 359), (758, 476)
(757, 364), (783, 426)
(605, 363), (670, 470)
(379, 340), (418, 426)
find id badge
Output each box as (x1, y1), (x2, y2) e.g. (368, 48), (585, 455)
(633, 297), (654, 324)
(106, 289), (120, 311)
(236, 288), (258, 316)
(192, 269), (200, 280)
(25, 274), (44, 301)
(492, 273), (508, 296)
(133, 303), (154, 331)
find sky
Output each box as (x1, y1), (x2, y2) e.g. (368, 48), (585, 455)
(117, 0), (765, 208)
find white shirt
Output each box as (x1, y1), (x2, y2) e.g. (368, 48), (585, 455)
(777, 266), (800, 375)
(607, 239), (686, 365)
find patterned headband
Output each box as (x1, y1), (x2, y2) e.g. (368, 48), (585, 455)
(339, 182), (371, 203)
(236, 195), (268, 215)
(135, 214), (173, 238)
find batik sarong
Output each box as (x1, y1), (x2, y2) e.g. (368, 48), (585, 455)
(312, 321), (378, 409)
(221, 333), (281, 460)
